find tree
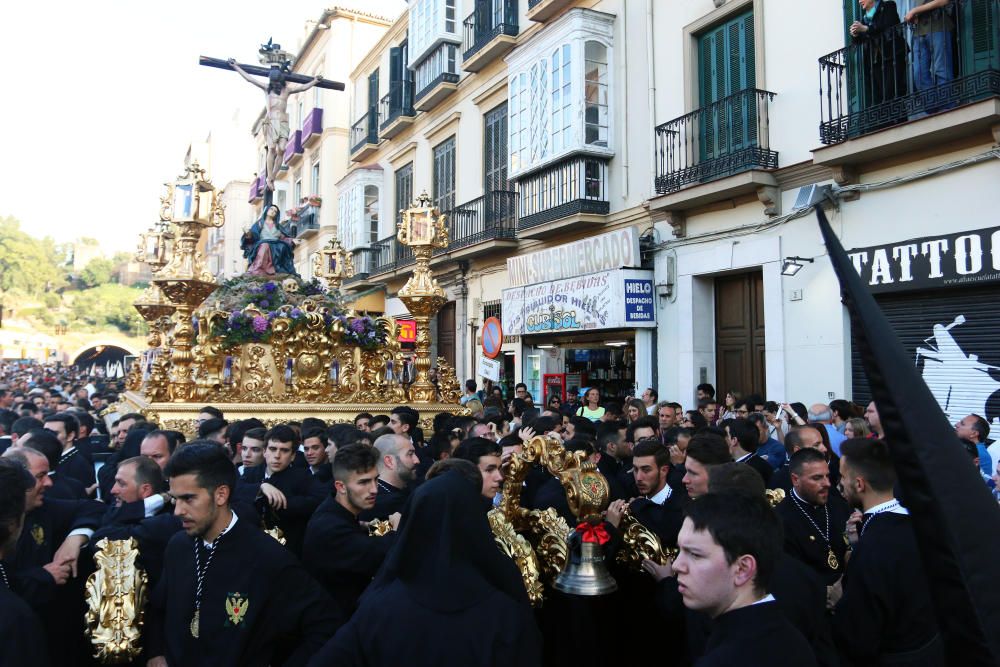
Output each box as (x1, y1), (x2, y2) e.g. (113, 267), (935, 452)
(0, 216), (68, 296)
(79, 258), (116, 289)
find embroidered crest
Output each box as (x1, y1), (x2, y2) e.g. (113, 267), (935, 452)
(225, 592), (249, 627)
(31, 524), (45, 546)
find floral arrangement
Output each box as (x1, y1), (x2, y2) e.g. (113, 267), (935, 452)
(339, 315), (389, 351)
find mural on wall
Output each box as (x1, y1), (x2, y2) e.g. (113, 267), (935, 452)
(915, 316), (1000, 428)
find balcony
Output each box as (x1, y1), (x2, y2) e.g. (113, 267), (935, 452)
(379, 81), (416, 139)
(283, 130), (304, 166)
(815, 0), (999, 169)
(290, 202), (321, 240)
(414, 44), (460, 111)
(516, 156), (610, 239)
(370, 235), (399, 276)
(248, 174), (265, 203)
(302, 108), (323, 147)
(446, 190), (519, 257)
(344, 247), (379, 288)
(350, 110), (380, 162)
(462, 0), (518, 73)
(526, 0), (574, 23)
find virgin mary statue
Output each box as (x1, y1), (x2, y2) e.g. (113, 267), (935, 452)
(241, 204), (299, 276)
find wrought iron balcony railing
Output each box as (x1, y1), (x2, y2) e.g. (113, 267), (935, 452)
(370, 235), (398, 275)
(654, 88), (778, 195)
(818, 0), (999, 145)
(415, 43), (460, 102)
(462, 0), (518, 61)
(517, 156), (610, 230)
(343, 247), (378, 285)
(447, 191), (518, 250)
(349, 109), (379, 154)
(379, 80), (416, 130)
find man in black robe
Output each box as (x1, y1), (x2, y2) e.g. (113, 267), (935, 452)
(0, 460), (51, 667)
(832, 437), (944, 665)
(236, 425), (326, 557)
(302, 428), (332, 483)
(2, 446), (104, 666)
(359, 433), (418, 521)
(308, 469), (542, 666)
(91, 455), (182, 588)
(725, 418), (773, 486)
(672, 492), (817, 666)
(146, 442), (339, 667)
(21, 428), (87, 499)
(303, 443), (399, 619)
(46, 411), (95, 490)
(775, 447), (850, 588)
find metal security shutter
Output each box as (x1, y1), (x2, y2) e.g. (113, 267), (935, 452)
(851, 286), (1000, 426)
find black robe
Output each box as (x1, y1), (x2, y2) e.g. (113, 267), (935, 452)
(308, 470), (541, 667)
(0, 584), (50, 667)
(91, 498), (183, 589)
(741, 453), (774, 486)
(833, 512), (944, 666)
(147, 515), (340, 667)
(57, 446), (95, 488)
(309, 462), (332, 484)
(775, 492), (850, 586)
(302, 495), (397, 618)
(236, 465), (326, 557)
(696, 600), (817, 666)
(47, 472), (87, 500)
(358, 478), (410, 522)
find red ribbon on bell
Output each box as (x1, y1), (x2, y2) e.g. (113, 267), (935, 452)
(576, 521), (610, 546)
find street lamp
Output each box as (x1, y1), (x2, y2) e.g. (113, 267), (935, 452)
(781, 256), (815, 277)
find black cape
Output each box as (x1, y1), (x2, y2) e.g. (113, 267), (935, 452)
(235, 465), (326, 557)
(147, 514), (340, 666)
(0, 584), (50, 667)
(308, 470), (541, 667)
(696, 600), (817, 667)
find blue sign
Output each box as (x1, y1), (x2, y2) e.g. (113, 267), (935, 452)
(624, 279), (654, 323)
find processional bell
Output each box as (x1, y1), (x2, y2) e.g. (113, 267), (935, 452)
(553, 522), (618, 596)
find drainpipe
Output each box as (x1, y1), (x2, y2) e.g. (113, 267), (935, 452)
(620, 0), (629, 200)
(646, 0), (657, 197)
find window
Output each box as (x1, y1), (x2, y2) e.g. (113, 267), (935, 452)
(395, 163), (413, 227)
(365, 185), (380, 243)
(297, 100), (304, 130)
(409, 0), (460, 66)
(293, 175), (302, 206)
(311, 161), (320, 195)
(314, 84), (323, 110)
(584, 41), (609, 147)
(433, 137), (456, 213)
(484, 103), (509, 192)
(505, 10), (614, 179)
(415, 43), (457, 94)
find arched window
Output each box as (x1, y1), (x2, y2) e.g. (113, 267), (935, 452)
(584, 40), (609, 147)
(364, 185), (380, 243)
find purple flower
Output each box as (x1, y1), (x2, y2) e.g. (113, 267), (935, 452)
(252, 316), (268, 333)
(291, 308), (303, 318)
(260, 300), (269, 308)
(264, 282), (277, 293)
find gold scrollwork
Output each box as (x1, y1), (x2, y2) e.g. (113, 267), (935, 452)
(85, 538), (148, 663)
(488, 509), (545, 606)
(615, 504), (677, 572)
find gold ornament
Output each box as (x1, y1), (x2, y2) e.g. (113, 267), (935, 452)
(85, 538), (148, 662)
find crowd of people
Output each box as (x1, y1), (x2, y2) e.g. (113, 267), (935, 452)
(0, 360), (994, 666)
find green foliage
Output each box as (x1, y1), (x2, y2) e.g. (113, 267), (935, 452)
(78, 258), (116, 288)
(69, 284), (146, 334)
(0, 216), (68, 296)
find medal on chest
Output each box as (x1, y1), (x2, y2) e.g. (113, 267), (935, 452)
(827, 547), (839, 570)
(190, 609), (200, 638)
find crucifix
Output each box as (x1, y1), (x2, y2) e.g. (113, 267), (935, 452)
(200, 39), (345, 209)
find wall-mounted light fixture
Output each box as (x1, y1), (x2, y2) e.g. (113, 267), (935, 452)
(781, 256), (815, 277)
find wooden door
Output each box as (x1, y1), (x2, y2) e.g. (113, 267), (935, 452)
(714, 271), (766, 397)
(437, 301), (456, 369)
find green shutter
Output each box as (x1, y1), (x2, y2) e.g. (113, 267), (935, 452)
(960, 0), (999, 77)
(697, 10), (755, 160)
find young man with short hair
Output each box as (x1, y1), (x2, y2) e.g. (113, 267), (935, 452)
(453, 437), (504, 502)
(607, 440), (686, 548)
(147, 443), (338, 667)
(239, 427), (266, 477)
(235, 425), (325, 557)
(303, 444), (400, 618)
(682, 433), (732, 499)
(46, 412), (94, 489)
(725, 418), (773, 486)
(302, 428), (332, 482)
(641, 387), (658, 415)
(672, 493), (817, 666)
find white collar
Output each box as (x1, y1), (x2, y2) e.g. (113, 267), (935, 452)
(62, 445), (77, 456)
(648, 483), (672, 505)
(866, 498), (909, 515)
(791, 488), (820, 507)
(751, 594), (776, 605)
(735, 452), (752, 463)
(203, 511), (238, 549)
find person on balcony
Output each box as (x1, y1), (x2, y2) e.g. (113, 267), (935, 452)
(850, 0), (910, 128)
(241, 204), (299, 277)
(905, 0), (955, 114)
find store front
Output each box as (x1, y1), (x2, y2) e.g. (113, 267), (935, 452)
(502, 226), (656, 403)
(848, 226), (1000, 428)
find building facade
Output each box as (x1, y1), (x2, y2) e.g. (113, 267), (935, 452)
(333, 0), (999, 414)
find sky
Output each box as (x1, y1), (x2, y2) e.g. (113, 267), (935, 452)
(0, 0), (405, 255)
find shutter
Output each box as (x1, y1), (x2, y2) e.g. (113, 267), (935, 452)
(961, 0), (999, 76)
(850, 286), (1000, 426)
(698, 10), (754, 159)
(389, 46), (402, 113)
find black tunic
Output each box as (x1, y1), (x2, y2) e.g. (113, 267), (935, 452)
(630, 491), (686, 548)
(775, 491), (850, 586)
(696, 600), (818, 667)
(236, 466), (326, 557)
(309, 462), (332, 483)
(833, 512), (944, 666)
(358, 478), (410, 522)
(308, 470), (541, 667)
(57, 446), (95, 488)
(741, 453), (774, 486)
(0, 584), (50, 667)
(302, 495), (397, 618)
(91, 499), (183, 588)
(147, 515), (340, 667)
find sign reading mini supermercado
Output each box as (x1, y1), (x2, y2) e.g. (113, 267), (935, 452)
(506, 227), (641, 288)
(848, 226), (1000, 294)
(502, 269), (656, 335)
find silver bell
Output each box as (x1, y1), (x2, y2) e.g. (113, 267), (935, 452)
(553, 531), (618, 596)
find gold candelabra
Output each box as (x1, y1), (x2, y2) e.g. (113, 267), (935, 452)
(396, 193), (449, 403)
(312, 238), (354, 291)
(150, 161), (224, 401)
